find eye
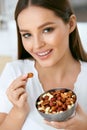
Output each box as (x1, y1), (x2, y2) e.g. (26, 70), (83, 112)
(43, 27), (54, 33)
(22, 33), (31, 38)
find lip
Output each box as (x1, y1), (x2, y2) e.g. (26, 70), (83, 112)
(35, 49), (53, 60)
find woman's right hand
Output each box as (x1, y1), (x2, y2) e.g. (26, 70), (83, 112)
(0, 74), (31, 130)
(6, 74), (29, 115)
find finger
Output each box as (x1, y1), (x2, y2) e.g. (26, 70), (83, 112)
(8, 73), (30, 91)
(44, 105), (82, 129)
(14, 92), (28, 108)
(44, 111), (77, 130)
(13, 80), (27, 90)
(21, 73), (34, 80)
(21, 74), (28, 81)
(9, 80), (27, 90)
(44, 120), (66, 129)
(6, 87), (25, 102)
(19, 93), (28, 106)
(16, 74), (28, 81)
(11, 74), (28, 85)
(11, 88), (26, 100)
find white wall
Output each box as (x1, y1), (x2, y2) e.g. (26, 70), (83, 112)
(71, 0), (87, 7)
(0, 21), (17, 59)
(77, 23), (87, 51)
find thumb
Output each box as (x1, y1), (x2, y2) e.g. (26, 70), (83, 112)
(22, 74), (28, 80)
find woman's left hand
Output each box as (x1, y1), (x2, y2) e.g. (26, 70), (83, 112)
(44, 104), (87, 130)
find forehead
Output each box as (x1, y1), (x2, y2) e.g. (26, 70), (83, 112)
(17, 6), (61, 28)
(18, 5), (56, 19)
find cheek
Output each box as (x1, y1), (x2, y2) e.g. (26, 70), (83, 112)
(44, 34), (59, 46)
(50, 31), (69, 55)
(22, 40), (32, 52)
(46, 34), (64, 47)
(55, 30), (69, 48)
(46, 29), (67, 46)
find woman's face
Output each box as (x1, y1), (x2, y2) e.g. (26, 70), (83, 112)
(18, 6), (71, 67)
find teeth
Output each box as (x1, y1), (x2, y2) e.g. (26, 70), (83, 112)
(37, 50), (51, 56)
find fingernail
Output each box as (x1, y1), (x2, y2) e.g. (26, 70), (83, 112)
(23, 73), (28, 79)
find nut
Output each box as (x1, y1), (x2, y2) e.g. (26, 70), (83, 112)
(36, 89), (76, 114)
(27, 73), (33, 78)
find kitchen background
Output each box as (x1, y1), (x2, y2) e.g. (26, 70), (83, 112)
(0, 0), (87, 73)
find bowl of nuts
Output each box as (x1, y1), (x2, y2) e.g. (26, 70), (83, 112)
(36, 88), (77, 121)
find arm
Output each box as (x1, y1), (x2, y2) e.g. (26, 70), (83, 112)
(0, 74), (29, 130)
(45, 104), (87, 130)
(0, 107), (28, 130)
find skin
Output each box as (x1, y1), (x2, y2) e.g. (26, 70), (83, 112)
(18, 6), (74, 68)
(0, 74), (29, 130)
(45, 104), (87, 130)
(18, 6), (80, 90)
(0, 6), (87, 130)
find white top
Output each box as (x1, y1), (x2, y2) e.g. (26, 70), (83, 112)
(0, 59), (87, 130)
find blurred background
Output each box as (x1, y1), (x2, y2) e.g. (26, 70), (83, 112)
(0, 0), (87, 73)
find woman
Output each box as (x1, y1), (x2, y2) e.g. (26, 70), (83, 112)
(0, 0), (87, 129)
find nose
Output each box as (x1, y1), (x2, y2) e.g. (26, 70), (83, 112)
(33, 35), (45, 50)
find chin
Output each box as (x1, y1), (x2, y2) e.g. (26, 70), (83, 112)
(39, 61), (56, 68)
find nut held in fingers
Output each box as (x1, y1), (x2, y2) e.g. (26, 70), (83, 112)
(27, 73), (34, 78)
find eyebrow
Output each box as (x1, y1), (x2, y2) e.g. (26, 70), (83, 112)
(19, 22), (55, 32)
(38, 22), (55, 29)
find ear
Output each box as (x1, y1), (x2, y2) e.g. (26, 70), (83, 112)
(68, 14), (77, 33)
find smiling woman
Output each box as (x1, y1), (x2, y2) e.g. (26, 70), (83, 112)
(0, 22), (86, 74)
(0, 0), (87, 130)
(17, 5), (73, 68)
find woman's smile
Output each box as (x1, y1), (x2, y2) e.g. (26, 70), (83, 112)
(35, 49), (53, 59)
(18, 6), (70, 67)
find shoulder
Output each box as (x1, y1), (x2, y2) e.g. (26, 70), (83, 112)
(1, 59), (35, 78)
(75, 61), (87, 84)
(6, 59), (35, 70)
(0, 59), (35, 88)
(7, 59), (34, 67)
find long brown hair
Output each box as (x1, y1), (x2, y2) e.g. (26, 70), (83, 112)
(15, 0), (87, 61)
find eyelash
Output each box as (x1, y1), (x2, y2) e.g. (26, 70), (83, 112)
(21, 27), (54, 39)
(43, 27), (54, 33)
(22, 33), (31, 38)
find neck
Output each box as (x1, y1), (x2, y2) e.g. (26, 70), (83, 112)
(36, 51), (77, 77)
(35, 50), (80, 90)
